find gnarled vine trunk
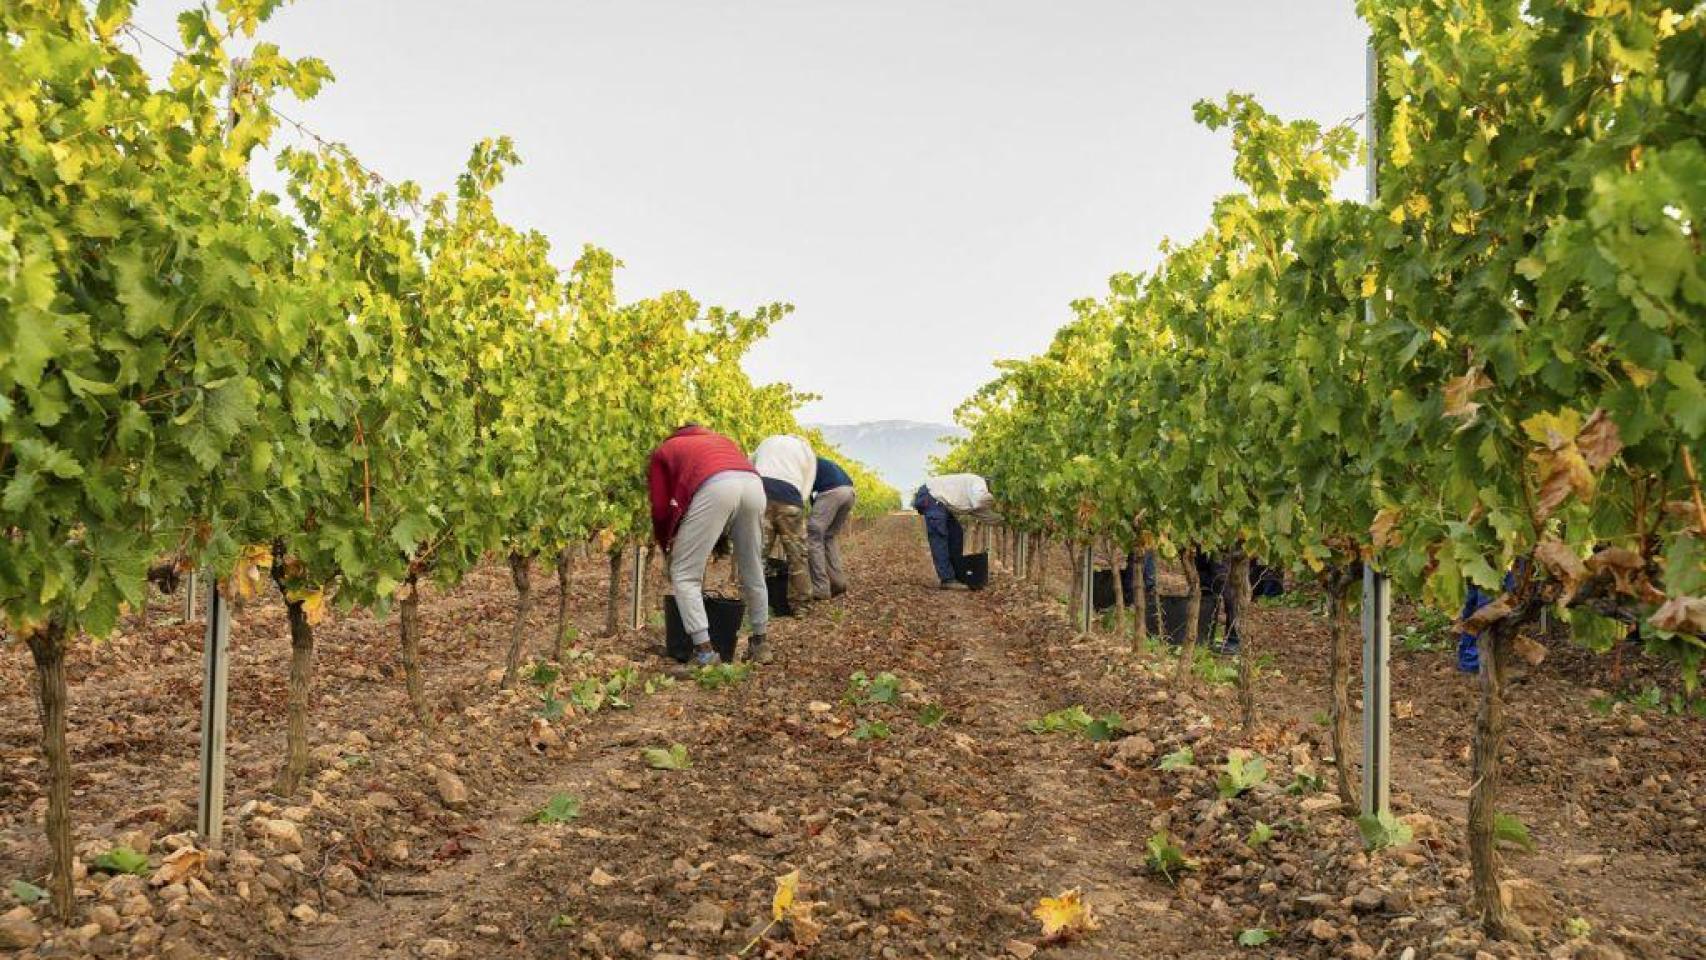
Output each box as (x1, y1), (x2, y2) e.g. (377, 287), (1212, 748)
(1469, 618), (1520, 939)
(553, 547), (575, 662)
(274, 595), (315, 796)
(1324, 568), (1360, 813)
(1229, 550), (1256, 731)
(500, 550), (533, 688)
(603, 548), (622, 636)
(1173, 548), (1203, 688)
(1067, 541), (1086, 633)
(1131, 548), (1150, 649)
(25, 620), (74, 919)
(398, 577), (431, 729)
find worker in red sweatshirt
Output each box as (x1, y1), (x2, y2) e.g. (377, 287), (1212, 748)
(647, 425), (771, 666)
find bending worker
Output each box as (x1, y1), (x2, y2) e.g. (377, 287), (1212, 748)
(647, 425), (770, 667)
(808, 455), (858, 599)
(752, 433), (816, 622)
(912, 473), (997, 590)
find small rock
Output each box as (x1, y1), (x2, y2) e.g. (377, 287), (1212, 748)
(616, 927), (647, 955)
(606, 768), (643, 792)
(683, 899), (725, 935)
(385, 839), (410, 863)
(1108, 736), (1157, 767)
(589, 867), (617, 888)
(0, 908), (43, 950)
(89, 904), (122, 933)
(291, 903), (319, 923)
(434, 769), (469, 809)
(807, 701), (833, 713)
(1351, 886), (1387, 913)
(1308, 917), (1339, 941)
(256, 818), (303, 851)
(741, 811), (786, 837)
(418, 938), (458, 958)
(1005, 939), (1038, 959)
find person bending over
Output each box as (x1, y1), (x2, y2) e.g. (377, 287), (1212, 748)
(808, 456), (858, 599)
(648, 425), (769, 667)
(912, 473), (997, 590)
(751, 434), (816, 622)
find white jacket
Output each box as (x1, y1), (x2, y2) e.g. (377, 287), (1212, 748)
(752, 435), (816, 500)
(923, 473), (996, 519)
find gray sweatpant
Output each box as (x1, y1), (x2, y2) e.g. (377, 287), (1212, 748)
(670, 471), (769, 644)
(808, 485), (856, 599)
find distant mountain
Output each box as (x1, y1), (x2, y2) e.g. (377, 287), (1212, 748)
(809, 420), (968, 501)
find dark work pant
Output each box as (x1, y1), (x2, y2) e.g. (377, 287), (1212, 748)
(921, 504), (963, 583)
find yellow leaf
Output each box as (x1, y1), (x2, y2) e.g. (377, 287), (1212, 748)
(228, 544), (273, 602)
(1620, 360), (1657, 387)
(1033, 888), (1097, 942)
(288, 588), (329, 626)
(1360, 271), (1379, 298)
(772, 870), (799, 922)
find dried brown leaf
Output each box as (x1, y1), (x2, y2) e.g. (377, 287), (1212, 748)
(151, 847), (206, 887)
(1443, 369), (1493, 421)
(1586, 547), (1646, 595)
(1576, 409), (1622, 470)
(1533, 539), (1588, 601)
(1462, 595), (1514, 633)
(1649, 596), (1706, 635)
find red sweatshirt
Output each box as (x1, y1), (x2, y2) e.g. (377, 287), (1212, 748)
(646, 426), (757, 551)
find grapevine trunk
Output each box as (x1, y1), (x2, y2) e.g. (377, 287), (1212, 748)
(603, 548), (622, 637)
(274, 596), (316, 796)
(1325, 570), (1360, 813)
(500, 551), (534, 689)
(24, 620), (74, 920)
(1468, 617), (1521, 939)
(398, 578), (431, 729)
(1173, 548), (1203, 688)
(1230, 551), (1255, 731)
(554, 547), (574, 662)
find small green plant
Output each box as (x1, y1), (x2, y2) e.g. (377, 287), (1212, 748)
(1026, 705), (1094, 735)
(1157, 746), (1195, 771)
(642, 743), (693, 770)
(846, 670), (901, 705)
(548, 913), (577, 931)
(1144, 832), (1194, 882)
(917, 703), (947, 727)
(91, 846), (149, 876)
(643, 674), (676, 695)
(569, 676), (608, 713)
(1356, 810), (1413, 851)
(1564, 916), (1592, 939)
(1494, 812), (1535, 853)
(1246, 821), (1275, 848)
(1396, 606), (1453, 653)
(1025, 705), (1124, 740)
(10, 879), (46, 905)
(1217, 752), (1269, 800)
(1286, 770), (1325, 796)
(1192, 647), (1239, 685)
(527, 662), (562, 688)
(1310, 711), (1330, 727)
(694, 662), (753, 689)
(341, 753), (372, 768)
(852, 719), (892, 741)
(1236, 928), (1276, 947)
(531, 793), (583, 825)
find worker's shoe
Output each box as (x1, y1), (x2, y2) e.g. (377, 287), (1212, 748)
(744, 636), (774, 665)
(668, 643), (722, 677)
(830, 585), (848, 598)
(939, 580), (970, 591)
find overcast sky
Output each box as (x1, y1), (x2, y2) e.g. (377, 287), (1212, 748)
(132, 1), (1369, 425)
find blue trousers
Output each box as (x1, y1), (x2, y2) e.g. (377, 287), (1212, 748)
(920, 502), (963, 583)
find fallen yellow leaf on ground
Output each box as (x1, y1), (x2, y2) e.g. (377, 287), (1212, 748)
(1034, 888), (1097, 942)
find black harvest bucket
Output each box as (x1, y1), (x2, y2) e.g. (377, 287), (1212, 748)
(765, 558), (795, 617)
(1160, 594), (1193, 646)
(663, 595), (743, 663)
(954, 552), (990, 590)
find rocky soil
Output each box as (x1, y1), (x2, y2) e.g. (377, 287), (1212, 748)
(1, 517), (1701, 959)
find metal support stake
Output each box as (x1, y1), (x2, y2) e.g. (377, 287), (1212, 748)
(1358, 40), (1392, 820)
(629, 542), (646, 631)
(1361, 564), (1392, 816)
(1079, 543), (1094, 633)
(183, 571), (198, 622)
(197, 578), (232, 842)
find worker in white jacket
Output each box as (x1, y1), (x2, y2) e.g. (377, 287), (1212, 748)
(912, 473), (997, 588)
(751, 435), (817, 622)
